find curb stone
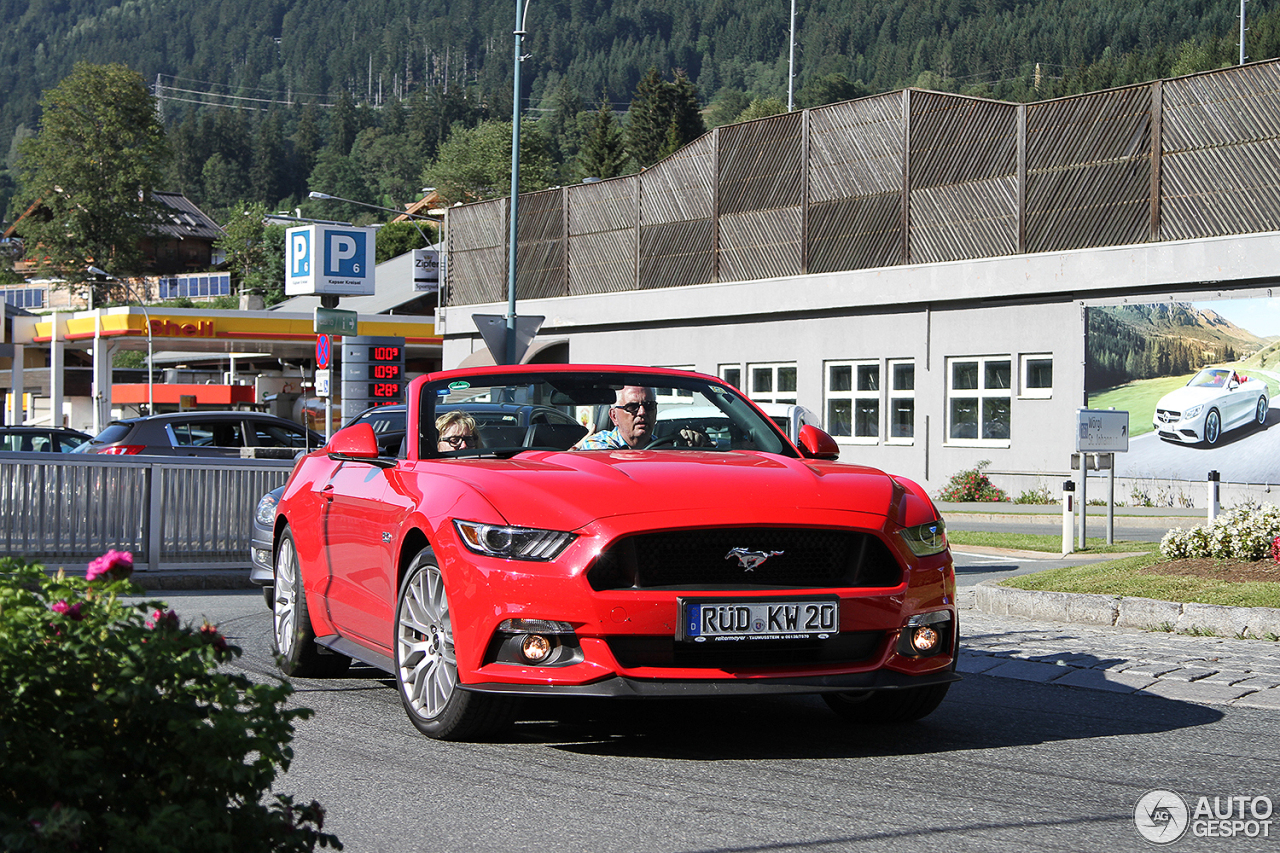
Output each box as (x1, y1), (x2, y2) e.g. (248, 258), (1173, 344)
(974, 579), (1280, 640)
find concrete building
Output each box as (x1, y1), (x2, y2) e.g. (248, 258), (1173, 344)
(437, 61), (1280, 499)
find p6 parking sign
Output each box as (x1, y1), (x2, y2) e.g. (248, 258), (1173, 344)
(286, 225), (377, 296)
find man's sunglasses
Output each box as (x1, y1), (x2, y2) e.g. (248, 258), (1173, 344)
(613, 401), (658, 415)
(441, 434), (476, 448)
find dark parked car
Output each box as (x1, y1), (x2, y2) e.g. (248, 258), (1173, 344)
(0, 426), (93, 453)
(75, 411), (323, 457)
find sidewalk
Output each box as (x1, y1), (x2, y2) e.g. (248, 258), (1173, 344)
(959, 588), (1280, 711)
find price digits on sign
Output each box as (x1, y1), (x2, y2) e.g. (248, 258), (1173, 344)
(341, 336), (407, 418)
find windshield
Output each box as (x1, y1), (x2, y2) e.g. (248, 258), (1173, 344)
(1188, 368), (1233, 388)
(420, 371), (794, 458)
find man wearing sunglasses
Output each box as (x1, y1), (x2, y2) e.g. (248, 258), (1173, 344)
(574, 386), (709, 450)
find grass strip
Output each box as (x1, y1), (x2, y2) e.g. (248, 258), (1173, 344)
(947, 530), (1158, 554)
(998, 553), (1280, 609)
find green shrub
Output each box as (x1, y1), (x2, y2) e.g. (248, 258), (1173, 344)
(1013, 483), (1056, 505)
(935, 460), (1009, 503)
(0, 552), (341, 852)
(1160, 501), (1280, 562)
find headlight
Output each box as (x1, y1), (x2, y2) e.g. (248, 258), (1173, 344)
(255, 491), (279, 527)
(899, 519), (947, 556)
(454, 520), (576, 561)
(1182, 404), (1202, 420)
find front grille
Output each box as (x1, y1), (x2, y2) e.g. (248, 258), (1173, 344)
(607, 631), (884, 669)
(1155, 409), (1179, 424)
(587, 528), (903, 590)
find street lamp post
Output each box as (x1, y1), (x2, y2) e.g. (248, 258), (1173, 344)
(787, 0), (797, 111)
(506, 0), (533, 365)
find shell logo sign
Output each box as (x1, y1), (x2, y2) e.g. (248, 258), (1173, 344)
(149, 318), (215, 337)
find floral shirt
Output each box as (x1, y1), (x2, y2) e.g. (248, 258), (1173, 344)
(574, 428), (631, 450)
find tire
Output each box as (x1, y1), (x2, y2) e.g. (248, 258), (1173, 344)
(823, 683), (951, 725)
(1257, 396), (1269, 427)
(394, 548), (518, 741)
(1203, 408), (1222, 446)
(273, 528), (350, 678)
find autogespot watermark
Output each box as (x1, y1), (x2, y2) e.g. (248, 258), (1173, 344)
(1135, 790), (1274, 844)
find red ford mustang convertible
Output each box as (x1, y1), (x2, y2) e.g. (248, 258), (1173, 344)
(270, 365), (957, 740)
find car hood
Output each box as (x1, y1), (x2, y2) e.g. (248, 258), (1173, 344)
(1156, 386), (1224, 411)
(420, 449), (920, 532)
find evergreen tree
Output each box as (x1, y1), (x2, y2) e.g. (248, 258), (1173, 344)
(329, 91), (358, 156)
(15, 63), (169, 298)
(625, 67), (669, 168)
(576, 97), (628, 180)
(625, 67), (705, 168)
(250, 109), (287, 206)
(291, 103), (322, 199)
(669, 70), (706, 144)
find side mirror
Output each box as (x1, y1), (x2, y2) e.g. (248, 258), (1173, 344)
(797, 424), (840, 460)
(328, 423), (395, 468)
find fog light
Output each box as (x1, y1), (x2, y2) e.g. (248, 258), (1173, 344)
(910, 625), (940, 653)
(520, 634), (553, 663)
(896, 610), (952, 658)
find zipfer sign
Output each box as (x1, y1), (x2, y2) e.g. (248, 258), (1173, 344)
(1135, 789), (1273, 844)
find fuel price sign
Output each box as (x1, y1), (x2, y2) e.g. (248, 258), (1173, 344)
(341, 335), (406, 418)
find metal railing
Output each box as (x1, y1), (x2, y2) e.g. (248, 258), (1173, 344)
(0, 454), (295, 572)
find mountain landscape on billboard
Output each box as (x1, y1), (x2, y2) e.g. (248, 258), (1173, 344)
(1086, 303), (1277, 393)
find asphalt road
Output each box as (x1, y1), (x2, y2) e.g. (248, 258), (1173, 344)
(161, 590), (1277, 853)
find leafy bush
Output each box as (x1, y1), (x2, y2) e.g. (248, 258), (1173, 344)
(935, 460), (1009, 503)
(0, 552), (341, 852)
(1160, 501), (1280, 562)
(1013, 483), (1056, 505)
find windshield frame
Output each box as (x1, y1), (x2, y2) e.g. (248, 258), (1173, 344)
(413, 368), (797, 459)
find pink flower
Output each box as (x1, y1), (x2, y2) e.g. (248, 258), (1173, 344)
(86, 550), (133, 582)
(50, 600), (84, 620)
(147, 608), (179, 630)
(200, 622), (230, 656)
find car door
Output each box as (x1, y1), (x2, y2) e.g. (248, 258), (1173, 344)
(319, 459), (405, 647)
(1224, 377), (1254, 430)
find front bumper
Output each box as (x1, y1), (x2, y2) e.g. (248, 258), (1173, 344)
(462, 666), (961, 698)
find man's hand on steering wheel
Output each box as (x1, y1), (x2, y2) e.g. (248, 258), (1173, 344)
(678, 427), (712, 447)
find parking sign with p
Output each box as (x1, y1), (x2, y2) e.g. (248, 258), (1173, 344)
(285, 225), (376, 296)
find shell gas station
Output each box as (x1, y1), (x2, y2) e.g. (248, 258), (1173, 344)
(2, 225), (443, 435)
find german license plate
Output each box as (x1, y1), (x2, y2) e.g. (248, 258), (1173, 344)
(679, 599), (839, 642)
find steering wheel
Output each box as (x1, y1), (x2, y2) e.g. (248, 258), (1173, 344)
(646, 428), (711, 449)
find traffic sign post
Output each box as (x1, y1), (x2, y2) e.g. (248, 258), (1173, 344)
(314, 307), (358, 336)
(315, 334), (331, 369)
(1075, 409), (1130, 546)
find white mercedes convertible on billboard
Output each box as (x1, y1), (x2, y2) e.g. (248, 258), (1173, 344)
(1153, 368), (1269, 446)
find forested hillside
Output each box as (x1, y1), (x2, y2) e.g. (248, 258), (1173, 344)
(1086, 305), (1269, 393)
(4, 0), (1280, 230)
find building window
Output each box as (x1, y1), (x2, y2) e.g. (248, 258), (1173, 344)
(158, 273), (231, 300)
(887, 359), (915, 443)
(825, 361), (884, 442)
(2, 286), (46, 309)
(718, 364), (742, 391)
(1020, 354), (1053, 399)
(748, 362), (797, 405)
(947, 356), (1011, 443)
